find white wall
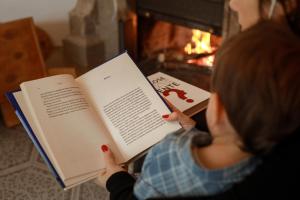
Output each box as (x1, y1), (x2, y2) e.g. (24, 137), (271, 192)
(0, 0), (77, 45)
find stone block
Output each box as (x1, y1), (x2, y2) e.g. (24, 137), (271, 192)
(63, 35), (104, 73)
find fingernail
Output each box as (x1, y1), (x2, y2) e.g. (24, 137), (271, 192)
(101, 145), (108, 152)
(162, 114), (169, 118)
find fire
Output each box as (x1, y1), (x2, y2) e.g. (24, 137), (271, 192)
(184, 29), (216, 66)
(187, 55), (215, 67)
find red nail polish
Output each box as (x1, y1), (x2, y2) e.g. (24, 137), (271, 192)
(101, 145), (108, 152)
(162, 114), (169, 118)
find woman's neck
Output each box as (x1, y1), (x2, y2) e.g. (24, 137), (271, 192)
(193, 134), (252, 170)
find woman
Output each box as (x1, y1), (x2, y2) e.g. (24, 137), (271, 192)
(97, 0), (300, 199)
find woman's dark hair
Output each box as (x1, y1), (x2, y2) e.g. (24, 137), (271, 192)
(259, 0), (300, 35)
(212, 21), (300, 155)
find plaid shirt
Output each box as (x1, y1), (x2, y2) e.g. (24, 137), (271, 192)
(134, 128), (260, 200)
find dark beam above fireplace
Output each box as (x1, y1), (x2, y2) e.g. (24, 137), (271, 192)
(137, 0), (224, 35)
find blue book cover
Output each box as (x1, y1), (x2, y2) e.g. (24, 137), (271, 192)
(5, 91), (65, 188)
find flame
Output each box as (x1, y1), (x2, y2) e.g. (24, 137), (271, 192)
(187, 55), (215, 66)
(184, 29), (217, 67)
(184, 29), (214, 55)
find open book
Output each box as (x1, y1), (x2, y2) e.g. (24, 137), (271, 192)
(6, 52), (182, 189)
(148, 72), (210, 116)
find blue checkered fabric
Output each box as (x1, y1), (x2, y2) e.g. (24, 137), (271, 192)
(133, 128), (260, 199)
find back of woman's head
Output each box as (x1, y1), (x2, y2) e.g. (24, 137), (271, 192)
(212, 21), (300, 155)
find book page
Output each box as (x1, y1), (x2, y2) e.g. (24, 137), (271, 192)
(76, 53), (182, 161)
(148, 72), (210, 114)
(20, 74), (121, 181)
(14, 91), (106, 188)
(11, 91), (100, 187)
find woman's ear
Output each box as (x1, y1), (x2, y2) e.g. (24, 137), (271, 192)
(215, 93), (238, 129)
(206, 93), (238, 138)
(206, 93), (226, 131)
(211, 93), (226, 122)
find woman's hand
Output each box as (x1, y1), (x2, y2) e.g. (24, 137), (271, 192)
(162, 100), (196, 130)
(95, 145), (126, 187)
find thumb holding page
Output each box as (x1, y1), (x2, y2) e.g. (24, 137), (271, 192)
(102, 145), (118, 167)
(95, 145), (126, 187)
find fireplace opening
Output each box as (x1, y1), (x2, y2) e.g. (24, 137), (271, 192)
(138, 18), (222, 71)
(130, 0), (225, 77)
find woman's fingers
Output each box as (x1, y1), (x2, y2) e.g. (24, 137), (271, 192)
(164, 112), (179, 121)
(95, 145), (126, 187)
(163, 98), (196, 130)
(163, 111), (196, 130)
(101, 144), (126, 172)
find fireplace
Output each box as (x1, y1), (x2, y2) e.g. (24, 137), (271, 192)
(120, 0), (239, 90)
(63, 0), (239, 88)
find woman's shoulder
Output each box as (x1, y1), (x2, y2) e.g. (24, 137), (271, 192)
(163, 128), (209, 145)
(141, 128), (208, 168)
(147, 129), (300, 200)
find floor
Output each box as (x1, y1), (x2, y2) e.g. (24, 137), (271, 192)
(0, 118), (109, 200)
